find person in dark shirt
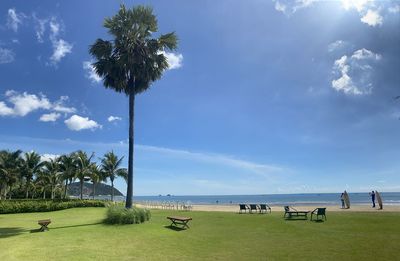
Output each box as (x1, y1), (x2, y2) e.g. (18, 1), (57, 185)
(369, 191), (376, 208)
(340, 193), (345, 209)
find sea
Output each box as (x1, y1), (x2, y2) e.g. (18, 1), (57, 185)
(102, 192), (400, 206)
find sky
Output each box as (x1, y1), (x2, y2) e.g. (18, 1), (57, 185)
(0, 0), (399, 196)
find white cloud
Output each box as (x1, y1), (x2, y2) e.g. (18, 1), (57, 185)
(351, 48), (381, 60)
(0, 48), (15, 64)
(331, 48), (381, 95)
(360, 9), (383, 26)
(108, 116), (122, 122)
(341, 0), (369, 12)
(7, 8), (23, 32)
(40, 153), (59, 162)
(50, 39), (73, 64)
(273, 0), (317, 15)
(64, 115), (101, 131)
(0, 90), (76, 117)
(0, 102), (14, 116)
(39, 112), (61, 122)
(3, 91), (52, 116)
(162, 51), (183, 70)
(83, 61), (102, 83)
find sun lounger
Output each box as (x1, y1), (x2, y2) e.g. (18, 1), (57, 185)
(284, 206), (309, 219)
(310, 208), (326, 221)
(259, 204), (271, 213)
(38, 219), (51, 232)
(239, 204), (249, 213)
(167, 216), (192, 229)
(249, 204), (259, 213)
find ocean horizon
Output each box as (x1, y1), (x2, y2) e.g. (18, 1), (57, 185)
(92, 192), (400, 206)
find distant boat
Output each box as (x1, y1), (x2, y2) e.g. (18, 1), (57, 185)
(167, 194), (171, 197)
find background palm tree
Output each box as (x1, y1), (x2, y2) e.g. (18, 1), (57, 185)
(89, 164), (106, 200)
(60, 153), (77, 199)
(22, 151), (44, 198)
(75, 151), (94, 199)
(90, 4), (178, 208)
(100, 151), (127, 201)
(43, 158), (61, 200)
(0, 150), (23, 200)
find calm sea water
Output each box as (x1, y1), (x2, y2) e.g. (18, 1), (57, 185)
(104, 192), (400, 206)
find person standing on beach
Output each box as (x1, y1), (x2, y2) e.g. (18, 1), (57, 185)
(369, 191), (376, 208)
(340, 193), (345, 209)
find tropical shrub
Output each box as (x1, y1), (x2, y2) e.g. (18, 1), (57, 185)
(0, 199), (107, 214)
(104, 205), (151, 225)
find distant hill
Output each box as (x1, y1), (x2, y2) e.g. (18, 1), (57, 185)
(67, 182), (123, 197)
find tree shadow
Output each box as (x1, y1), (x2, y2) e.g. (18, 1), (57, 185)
(310, 219), (326, 223)
(51, 222), (103, 230)
(164, 225), (187, 231)
(0, 227), (27, 238)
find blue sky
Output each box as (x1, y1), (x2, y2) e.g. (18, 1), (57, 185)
(0, 0), (399, 195)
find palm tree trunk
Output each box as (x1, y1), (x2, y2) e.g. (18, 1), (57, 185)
(125, 84), (135, 208)
(92, 182), (95, 200)
(111, 180), (114, 202)
(80, 179), (83, 200)
(51, 185), (54, 199)
(25, 178), (30, 199)
(64, 179), (68, 199)
(43, 190), (46, 199)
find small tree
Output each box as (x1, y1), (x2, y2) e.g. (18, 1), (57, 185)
(101, 151), (127, 201)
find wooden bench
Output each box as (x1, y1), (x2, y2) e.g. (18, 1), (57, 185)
(38, 219), (51, 232)
(167, 216), (192, 229)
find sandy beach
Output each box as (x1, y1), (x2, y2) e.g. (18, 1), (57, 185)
(191, 204), (400, 212)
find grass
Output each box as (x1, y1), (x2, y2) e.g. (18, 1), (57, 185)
(1, 208), (399, 260)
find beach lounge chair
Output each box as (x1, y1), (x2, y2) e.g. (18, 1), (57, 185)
(310, 208), (326, 221)
(249, 204), (258, 213)
(284, 206), (310, 219)
(239, 204), (249, 213)
(259, 204), (271, 213)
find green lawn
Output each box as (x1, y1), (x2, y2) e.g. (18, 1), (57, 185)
(1, 208), (399, 260)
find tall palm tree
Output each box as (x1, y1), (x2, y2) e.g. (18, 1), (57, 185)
(74, 151), (94, 199)
(90, 5), (178, 208)
(43, 158), (61, 200)
(0, 150), (23, 200)
(100, 151), (127, 201)
(59, 153), (77, 199)
(22, 151), (44, 198)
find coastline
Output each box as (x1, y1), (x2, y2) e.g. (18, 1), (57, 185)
(191, 204), (400, 212)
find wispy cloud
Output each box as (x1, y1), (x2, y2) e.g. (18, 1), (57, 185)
(83, 61), (102, 83)
(39, 112), (61, 122)
(108, 116), (122, 122)
(0, 47), (15, 64)
(138, 144), (285, 177)
(7, 8), (24, 32)
(64, 115), (102, 131)
(273, 0), (317, 15)
(331, 48), (381, 95)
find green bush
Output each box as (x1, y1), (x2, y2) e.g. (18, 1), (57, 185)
(104, 205), (151, 225)
(0, 199), (108, 214)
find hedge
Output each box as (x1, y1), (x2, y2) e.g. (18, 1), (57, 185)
(0, 199), (108, 214)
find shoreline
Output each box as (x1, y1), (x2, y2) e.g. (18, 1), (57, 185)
(191, 204), (400, 212)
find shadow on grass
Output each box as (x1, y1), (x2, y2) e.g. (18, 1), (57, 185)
(0, 227), (27, 238)
(284, 218), (308, 221)
(310, 219), (326, 223)
(51, 222), (103, 230)
(164, 225), (187, 231)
